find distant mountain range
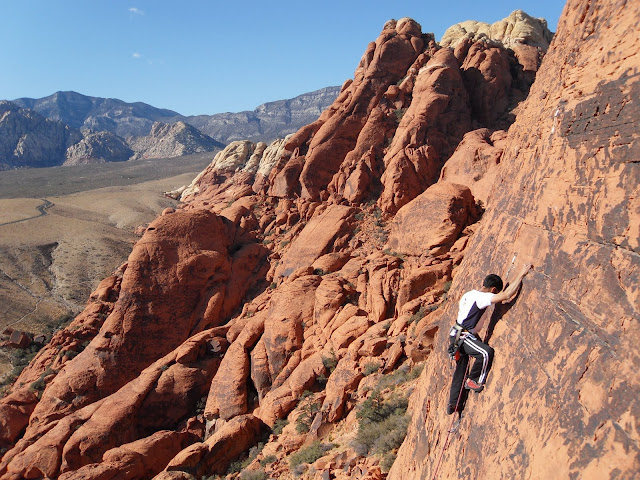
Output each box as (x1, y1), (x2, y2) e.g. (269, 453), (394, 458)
(12, 87), (341, 144)
(1, 87), (340, 170)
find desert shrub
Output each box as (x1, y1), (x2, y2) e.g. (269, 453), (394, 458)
(289, 441), (335, 469)
(393, 108), (407, 122)
(409, 305), (427, 324)
(295, 392), (321, 434)
(227, 443), (264, 474)
(376, 363), (423, 392)
(259, 454), (277, 466)
(29, 367), (56, 393)
(381, 452), (397, 472)
(313, 268), (326, 276)
(354, 391), (409, 456)
(240, 469), (267, 480)
(363, 362), (380, 376)
(272, 418), (288, 435)
(322, 353), (338, 374)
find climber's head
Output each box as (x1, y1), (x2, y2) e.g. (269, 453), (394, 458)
(482, 274), (504, 293)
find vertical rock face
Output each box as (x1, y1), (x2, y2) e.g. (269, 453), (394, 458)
(392, 1), (640, 479)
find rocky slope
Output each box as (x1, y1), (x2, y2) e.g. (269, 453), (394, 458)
(64, 131), (134, 166)
(128, 121), (224, 160)
(0, 101), (82, 170)
(0, 5), (636, 480)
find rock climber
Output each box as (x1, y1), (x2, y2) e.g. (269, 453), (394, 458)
(446, 264), (532, 414)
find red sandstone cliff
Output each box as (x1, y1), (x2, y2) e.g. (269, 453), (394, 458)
(0, 5), (637, 480)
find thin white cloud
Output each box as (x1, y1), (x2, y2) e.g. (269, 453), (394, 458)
(132, 52), (142, 59)
(128, 7), (144, 15)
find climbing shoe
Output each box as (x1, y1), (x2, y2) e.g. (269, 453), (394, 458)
(465, 378), (484, 392)
(446, 404), (456, 415)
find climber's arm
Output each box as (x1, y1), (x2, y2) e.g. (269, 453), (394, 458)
(491, 264), (532, 304)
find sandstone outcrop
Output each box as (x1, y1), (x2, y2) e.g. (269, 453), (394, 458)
(440, 9), (553, 51)
(64, 131), (133, 165)
(129, 121), (223, 160)
(392, 1), (640, 479)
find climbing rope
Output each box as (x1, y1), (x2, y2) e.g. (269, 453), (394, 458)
(430, 360), (470, 480)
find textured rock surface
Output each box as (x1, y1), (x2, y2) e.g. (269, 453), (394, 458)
(392, 1), (640, 479)
(129, 121), (223, 160)
(0, 101), (82, 169)
(64, 131), (133, 165)
(387, 182), (479, 256)
(441, 9), (553, 50)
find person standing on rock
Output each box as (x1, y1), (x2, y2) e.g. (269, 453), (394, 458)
(447, 264), (532, 414)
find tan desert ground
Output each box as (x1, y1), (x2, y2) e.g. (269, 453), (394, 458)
(0, 154), (212, 378)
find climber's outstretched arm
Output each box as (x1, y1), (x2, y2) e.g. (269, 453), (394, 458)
(491, 264), (532, 304)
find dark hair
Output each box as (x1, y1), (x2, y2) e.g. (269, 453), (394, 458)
(483, 274), (503, 292)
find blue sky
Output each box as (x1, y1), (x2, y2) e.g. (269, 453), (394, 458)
(0, 1), (564, 116)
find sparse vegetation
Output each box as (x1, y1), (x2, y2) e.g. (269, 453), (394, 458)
(377, 363), (424, 391)
(313, 268), (326, 276)
(381, 452), (397, 472)
(393, 108), (407, 122)
(382, 248), (405, 260)
(295, 391), (321, 434)
(272, 418), (288, 436)
(289, 441), (335, 469)
(259, 454), (277, 466)
(363, 362), (380, 376)
(409, 305), (427, 324)
(29, 367), (56, 393)
(227, 443), (265, 474)
(322, 353), (338, 374)
(240, 469), (267, 480)
(354, 391), (409, 456)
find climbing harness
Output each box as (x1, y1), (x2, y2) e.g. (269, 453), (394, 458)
(447, 324), (466, 361)
(431, 360), (470, 480)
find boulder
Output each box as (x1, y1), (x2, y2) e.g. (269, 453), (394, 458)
(387, 182), (478, 256)
(274, 205), (355, 279)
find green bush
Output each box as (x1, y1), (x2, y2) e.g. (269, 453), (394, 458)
(354, 391), (409, 456)
(227, 443), (264, 474)
(409, 305), (427, 324)
(289, 441), (335, 469)
(295, 392), (320, 434)
(272, 418), (288, 435)
(322, 354), (338, 373)
(240, 469), (267, 480)
(363, 362), (380, 376)
(259, 454), (277, 466)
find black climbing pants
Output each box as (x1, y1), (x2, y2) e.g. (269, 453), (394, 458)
(447, 334), (495, 410)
